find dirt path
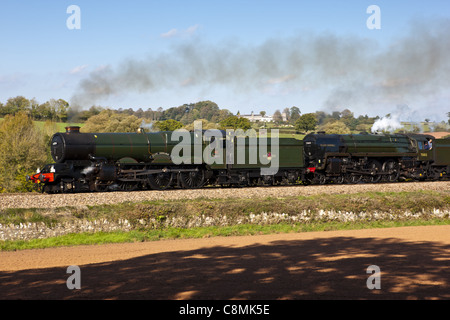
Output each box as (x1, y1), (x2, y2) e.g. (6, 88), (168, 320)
(1, 225), (449, 300)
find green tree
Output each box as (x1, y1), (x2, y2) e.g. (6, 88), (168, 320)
(197, 101), (220, 119)
(155, 119), (183, 131)
(314, 111), (327, 125)
(35, 102), (54, 120)
(72, 105), (104, 122)
(28, 98), (41, 120)
(183, 119), (218, 131)
(331, 111), (341, 120)
(340, 109), (359, 130)
(211, 109), (233, 123)
(282, 107), (291, 122)
(289, 106), (301, 124)
(272, 110), (283, 124)
(0, 112), (47, 192)
(53, 99), (69, 122)
(318, 120), (351, 134)
(81, 109), (142, 133)
(294, 113), (318, 133)
(4, 96), (30, 115)
(219, 116), (251, 130)
(159, 100), (224, 124)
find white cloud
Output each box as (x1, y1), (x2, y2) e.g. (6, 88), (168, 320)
(70, 65), (88, 74)
(160, 25), (200, 38)
(161, 28), (178, 38)
(185, 24), (199, 35)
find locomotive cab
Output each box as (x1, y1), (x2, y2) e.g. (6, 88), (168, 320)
(404, 133), (435, 161)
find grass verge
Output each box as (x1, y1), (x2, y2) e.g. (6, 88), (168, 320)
(1, 190), (449, 251)
(2, 219), (450, 251)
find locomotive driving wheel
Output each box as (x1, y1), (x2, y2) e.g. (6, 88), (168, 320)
(332, 175), (345, 184)
(346, 173), (362, 184)
(382, 160), (400, 182)
(178, 169), (205, 189)
(364, 160), (382, 183)
(148, 171), (173, 190)
(258, 175), (274, 186)
(118, 181), (139, 191)
(314, 173), (328, 185)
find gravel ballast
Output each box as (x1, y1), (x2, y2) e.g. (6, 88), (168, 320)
(1, 181), (449, 210)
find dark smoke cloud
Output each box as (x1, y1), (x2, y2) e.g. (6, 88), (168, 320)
(71, 18), (450, 116)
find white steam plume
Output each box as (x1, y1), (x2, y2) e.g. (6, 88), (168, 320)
(371, 114), (402, 133)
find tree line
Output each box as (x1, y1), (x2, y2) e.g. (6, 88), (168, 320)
(0, 95), (381, 134)
(1, 96), (449, 132)
(0, 97), (234, 124)
(0, 96), (70, 122)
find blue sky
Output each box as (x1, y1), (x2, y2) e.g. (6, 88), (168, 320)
(1, 0), (449, 121)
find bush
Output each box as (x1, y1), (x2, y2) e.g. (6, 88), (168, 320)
(81, 109), (142, 133)
(0, 112), (47, 192)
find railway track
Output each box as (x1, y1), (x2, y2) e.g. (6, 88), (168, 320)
(1, 181), (449, 210)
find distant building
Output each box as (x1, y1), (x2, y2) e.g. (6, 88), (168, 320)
(239, 111), (287, 123)
(239, 111), (273, 122)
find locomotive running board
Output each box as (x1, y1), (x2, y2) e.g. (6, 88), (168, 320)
(344, 169), (392, 175)
(120, 167), (199, 177)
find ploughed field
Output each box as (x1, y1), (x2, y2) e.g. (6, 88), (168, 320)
(1, 181), (449, 210)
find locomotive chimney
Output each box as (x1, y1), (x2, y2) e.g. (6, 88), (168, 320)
(65, 126), (81, 133)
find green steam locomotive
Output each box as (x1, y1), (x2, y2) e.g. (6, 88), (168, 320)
(26, 126), (449, 193)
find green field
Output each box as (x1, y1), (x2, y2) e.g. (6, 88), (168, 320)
(33, 120), (84, 132)
(0, 118), (84, 133)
